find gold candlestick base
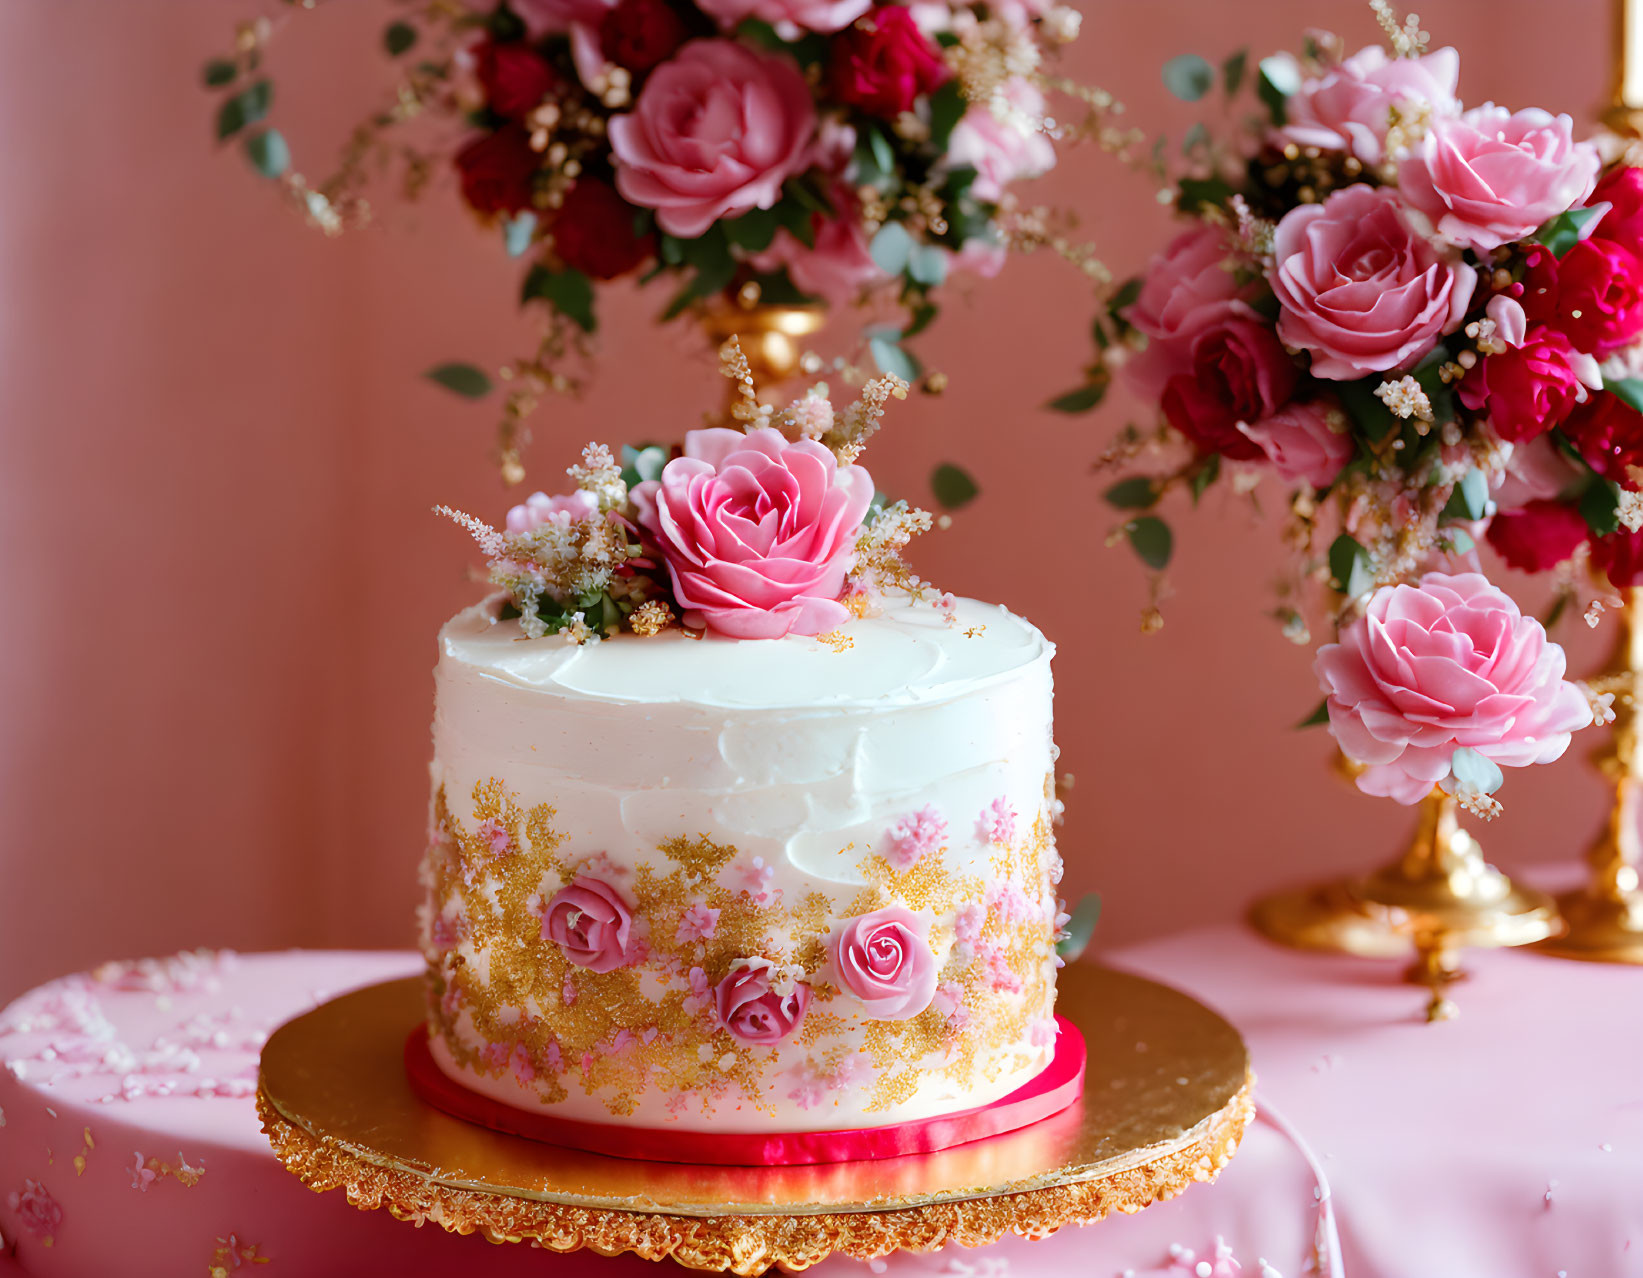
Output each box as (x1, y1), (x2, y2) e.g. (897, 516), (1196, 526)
(1539, 887), (1643, 963)
(1247, 880), (1411, 959)
(698, 298), (828, 421)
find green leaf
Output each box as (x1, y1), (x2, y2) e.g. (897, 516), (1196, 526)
(1606, 377), (1643, 415)
(503, 211), (537, 258)
(523, 266), (597, 332)
(1257, 55), (1299, 126)
(1537, 205), (1605, 258)
(1296, 699), (1330, 729)
(723, 207), (779, 252)
(1581, 478), (1622, 537)
(1181, 121), (1210, 157)
(1444, 468), (1489, 522)
(202, 58), (238, 88)
(1055, 894), (1102, 961)
(1046, 382), (1106, 413)
(1126, 516), (1173, 571)
(907, 244), (947, 288)
(216, 79), (272, 141)
(870, 221), (914, 275)
(928, 80), (968, 151)
(1177, 175), (1235, 215)
(1190, 453), (1221, 504)
(1327, 532), (1374, 597)
(1162, 54), (1214, 102)
(931, 462), (980, 510)
(1104, 476), (1157, 509)
(1221, 48), (1248, 97)
(384, 20), (418, 56)
(1337, 377), (1399, 442)
(774, 198), (816, 248)
(1107, 276), (1142, 332)
(869, 334), (920, 383)
(244, 128), (289, 179)
(425, 362), (493, 399)
(868, 124), (896, 183)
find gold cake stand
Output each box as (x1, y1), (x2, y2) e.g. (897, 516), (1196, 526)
(257, 966), (1254, 1275)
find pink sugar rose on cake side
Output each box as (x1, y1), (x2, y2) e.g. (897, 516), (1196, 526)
(632, 426), (873, 639)
(1314, 572), (1592, 806)
(540, 875), (636, 973)
(1276, 44), (1460, 166)
(714, 958), (810, 1045)
(829, 906), (938, 1021)
(609, 40), (816, 238)
(1398, 105), (1601, 253)
(1269, 184), (1476, 381)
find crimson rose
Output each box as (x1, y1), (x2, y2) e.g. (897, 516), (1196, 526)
(829, 7), (947, 119)
(1593, 527), (1643, 587)
(552, 178), (656, 279)
(1457, 325), (1593, 443)
(475, 41), (558, 119)
(1160, 317), (1296, 461)
(1484, 500), (1589, 573)
(1521, 242), (1643, 359)
(1562, 391), (1643, 487)
(1592, 165), (1643, 253)
(455, 125), (540, 215)
(600, 0), (687, 74)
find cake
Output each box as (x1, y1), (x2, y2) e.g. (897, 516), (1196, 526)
(419, 593), (1065, 1136)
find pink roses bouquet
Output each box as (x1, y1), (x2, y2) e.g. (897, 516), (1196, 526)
(1064, 16), (1616, 811)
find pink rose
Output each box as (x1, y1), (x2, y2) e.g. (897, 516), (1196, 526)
(609, 41), (816, 238)
(1457, 324), (1599, 443)
(1521, 240), (1643, 358)
(1315, 572), (1592, 804)
(506, 488), (601, 533)
(829, 906), (938, 1021)
(1238, 397), (1355, 488)
(1120, 224), (1254, 400)
(749, 185), (884, 303)
(1269, 185), (1476, 381)
(714, 958), (810, 1045)
(1277, 44), (1460, 166)
(541, 875), (636, 973)
(696, 0), (870, 34)
(1160, 317), (1296, 461)
(946, 78), (1056, 202)
(1399, 106), (1601, 253)
(632, 427), (873, 639)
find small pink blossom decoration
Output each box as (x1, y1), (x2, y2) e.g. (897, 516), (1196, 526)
(1399, 106), (1601, 253)
(505, 488), (601, 534)
(978, 797), (1017, 845)
(1028, 1016), (1059, 1048)
(476, 816), (514, 859)
(609, 41), (816, 238)
(676, 902), (721, 945)
(1277, 44), (1460, 166)
(130, 1154), (157, 1193)
(732, 854), (780, 905)
(695, 0), (870, 35)
(829, 906), (939, 1021)
(7, 1178), (62, 1239)
(884, 804), (947, 869)
(540, 875), (636, 973)
(934, 980), (970, 1031)
(1120, 224), (1254, 399)
(1315, 572), (1593, 804)
(510, 1042), (537, 1085)
(633, 427), (874, 638)
(953, 901), (985, 950)
(1238, 398), (1356, 489)
(1269, 184), (1477, 380)
(713, 959), (810, 1045)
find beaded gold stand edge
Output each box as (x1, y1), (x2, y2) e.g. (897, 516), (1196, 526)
(256, 1074), (1254, 1275)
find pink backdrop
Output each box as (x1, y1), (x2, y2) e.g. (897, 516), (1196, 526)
(0, 0), (1618, 1001)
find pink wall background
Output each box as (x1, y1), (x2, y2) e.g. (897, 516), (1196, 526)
(0, 0), (1618, 1002)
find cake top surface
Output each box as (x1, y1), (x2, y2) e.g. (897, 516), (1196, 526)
(440, 594), (1052, 710)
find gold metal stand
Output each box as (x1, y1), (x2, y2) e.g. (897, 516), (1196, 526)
(1248, 879), (1410, 959)
(1538, 588), (1643, 964)
(698, 297), (827, 421)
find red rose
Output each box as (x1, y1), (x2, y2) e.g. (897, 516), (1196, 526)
(600, 0), (687, 73)
(829, 6), (948, 119)
(551, 177), (656, 279)
(1593, 526), (1643, 587)
(1457, 324), (1592, 443)
(1521, 242), (1643, 359)
(1563, 391), (1643, 487)
(475, 41), (558, 119)
(1484, 499), (1589, 573)
(1160, 317), (1296, 460)
(1592, 165), (1643, 253)
(455, 125), (540, 216)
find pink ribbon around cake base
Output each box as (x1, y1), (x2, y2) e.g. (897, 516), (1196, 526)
(404, 1018), (1086, 1166)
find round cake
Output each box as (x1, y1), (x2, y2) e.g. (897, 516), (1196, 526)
(419, 592), (1065, 1135)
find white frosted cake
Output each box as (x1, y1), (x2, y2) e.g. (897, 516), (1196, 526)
(418, 593), (1064, 1133)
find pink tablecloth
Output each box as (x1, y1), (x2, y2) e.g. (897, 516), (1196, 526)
(2, 928), (1638, 1277)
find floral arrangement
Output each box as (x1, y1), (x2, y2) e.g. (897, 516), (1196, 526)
(439, 338), (940, 639)
(205, 0), (1104, 478)
(1066, 7), (1623, 814)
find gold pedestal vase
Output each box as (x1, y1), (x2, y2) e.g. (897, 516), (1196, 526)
(1538, 588), (1643, 964)
(698, 295), (828, 421)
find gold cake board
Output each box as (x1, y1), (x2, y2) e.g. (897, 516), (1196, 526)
(256, 965), (1254, 1275)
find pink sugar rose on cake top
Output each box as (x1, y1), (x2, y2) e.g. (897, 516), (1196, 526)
(609, 40), (816, 238)
(829, 906), (939, 1021)
(1269, 184), (1477, 381)
(540, 875), (636, 973)
(632, 426), (873, 639)
(1314, 572), (1592, 805)
(714, 958), (810, 1044)
(1276, 44), (1460, 167)
(1398, 105), (1601, 253)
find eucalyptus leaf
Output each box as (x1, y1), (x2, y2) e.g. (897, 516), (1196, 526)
(1606, 378), (1643, 415)
(1537, 205), (1606, 258)
(907, 244), (947, 288)
(216, 79), (272, 141)
(1297, 699), (1330, 729)
(1327, 532), (1374, 598)
(1162, 54), (1214, 102)
(384, 20), (418, 56)
(928, 80), (968, 152)
(523, 266), (597, 332)
(1103, 476), (1157, 510)
(870, 221), (914, 275)
(1126, 516), (1173, 571)
(244, 128), (289, 179)
(425, 362), (493, 399)
(1581, 478), (1622, 537)
(869, 334), (920, 383)
(931, 462), (979, 510)
(202, 59), (238, 88)
(1444, 468), (1489, 522)
(1221, 48), (1248, 97)
(1190, 453), (1222, 504)
(1046, 383), (1105, 413)
(1257, 55), (1299, 125)
(503, 211), (537, 258)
